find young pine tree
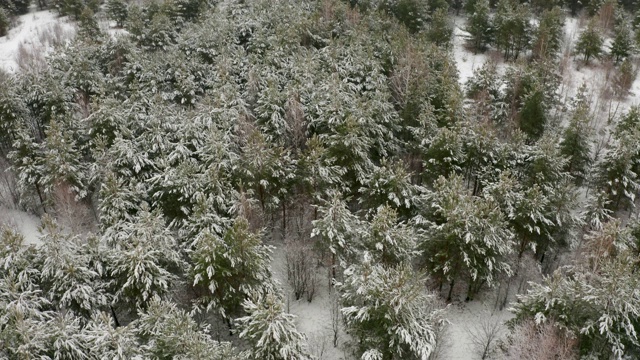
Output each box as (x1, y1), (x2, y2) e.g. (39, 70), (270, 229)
(190, 215), (273, 320)
(575, 18), (604, 63)
(236, 291), (311, 360)
(338, 254), (445, 360)
(560, 85), (593, 185)
(610, 19), (634, 63)
(465, 0), (492, 52)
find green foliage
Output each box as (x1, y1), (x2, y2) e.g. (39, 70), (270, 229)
(560, 85), (593, 184)
(106, 0), (128, 28)
(575, 18), (603, 63)
(0, 7), (9, 37)
(427, 7), (453, 47)
(418, 174), (514, 300)
(379, 0), (430, 33)
(532, 6), (564, 60)
(103, 206), (185, 311)
(133, 299), (240, 359)
(338, 254), (445, 360)
(190, 216), (273, 319)
(35, 216), (110, 317)
(610, 19), (634, 63)
(493, 0), (532, 61)
(0, 0), (29, 15)
(513, 223), (640, 359)
(465, 0), (492, 51)
(236, 291), (311, 360)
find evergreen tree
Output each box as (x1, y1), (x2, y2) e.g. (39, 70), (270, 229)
(427, 7), (453, 47)
(78, 6), (101, 40)
(418, 174), (514, 301)
(361, 205), (421, 265)
(610, 19), (634, 63)
(531, 6), (565, 60)
(104, 206), (185, 311)
(133, 299), (240, 359)
(513, 223), (640, 359)
(465, 0), (492, 52)
(560, 85), (593, 184)
(338, 253), (445, 360)
(106, 0), (128, 28)
(236, 291), (311, 360)
(575, 18), (604, 63)
(35, 216), (109, 318)
(493, 0), (532, 61)
(190, 215), (273, 320)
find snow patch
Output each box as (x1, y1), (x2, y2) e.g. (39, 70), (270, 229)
(0, 9), (75, 73)
(0, 206), (42, 245)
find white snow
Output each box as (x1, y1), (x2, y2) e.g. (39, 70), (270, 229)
(0, 8), (75, 73)
(270, 246), (347, 360)
(0, 206), (42, 245)
(452, 16), (493, 88)
(446, 299), (514, 360)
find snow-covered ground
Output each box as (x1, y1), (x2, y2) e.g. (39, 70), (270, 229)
(0, 8), (75, 73)
(0, 206), (42, 245)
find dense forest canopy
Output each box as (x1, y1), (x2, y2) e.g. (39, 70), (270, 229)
(1, 0), (640, 359)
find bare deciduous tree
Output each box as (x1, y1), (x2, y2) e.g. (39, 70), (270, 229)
(285, 240), (317, 302)
(467, 317), (504, 360)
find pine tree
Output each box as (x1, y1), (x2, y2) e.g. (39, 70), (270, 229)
(78, 6), (101, 40)
(532, 6), (565, 60)
(512, 224), (640, 359)
(494, 0), (532, 61)
(106, 0), (128, 28)
(560, 85), (593, 184)
(465, 0), (492, 52)
(190, 215), (273, 320)
(575, 18), (604, 63)
(133, 299), (240, 359)
(418, 174), (514, 301)
(236, 291), (311, 360)
(427, 7), (453, 47)
(338, 253), (445, 360)
(610, 19), (634, 63)
(362, 205), (421, 265)
(35, 216), (109, 317)
(104, 206), (185, 311)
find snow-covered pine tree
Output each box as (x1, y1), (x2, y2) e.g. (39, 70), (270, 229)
(560, 84), (593, 185)
(465, 0), (493, 52)
(103, 205), (185, 311)
(494, 0), (532, 61)
(512, 222), (640, 359)
(575, 18), (604, 63)
(338, 253), (445, 360)
(362, 205), (421, 265)
(133, 298), (240, 359)
(236, 290), (311, 360)
(35, 216), (109, 318)
(190, 215), (273, 320)
(418, 174), (514, 301)
(610, 18), (635, 63)
(532, 6), (565, 60)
